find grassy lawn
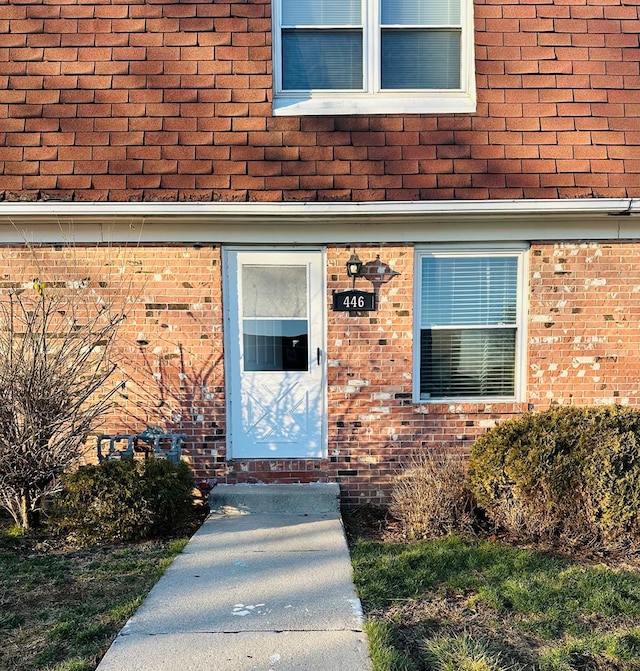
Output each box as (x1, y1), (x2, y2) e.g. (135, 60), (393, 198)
(349, 530), (640, 671)
(0, 517), (187, 671)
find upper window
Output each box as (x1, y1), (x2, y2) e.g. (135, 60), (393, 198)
(414, 246), (527, 403)
(272, 0), (476, 116)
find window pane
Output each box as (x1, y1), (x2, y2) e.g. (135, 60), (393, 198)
(381, 0), (461, 25)
(242, 265), (307, 318)
(283, 30), (363, 90)
(244, 320), (308, 371)
(420, 328), (516, 399)
(420, 256), (518, 327)
(283, 0), (361, 26)
(381, 30), (460, 89)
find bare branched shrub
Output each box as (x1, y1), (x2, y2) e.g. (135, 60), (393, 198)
(0, 254), (127, 530)
(391, 451), (476, 540)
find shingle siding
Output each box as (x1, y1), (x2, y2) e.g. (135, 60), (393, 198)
(1, 0), (639, 203)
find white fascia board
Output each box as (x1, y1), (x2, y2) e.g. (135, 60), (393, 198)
(0, 198), (637, 243)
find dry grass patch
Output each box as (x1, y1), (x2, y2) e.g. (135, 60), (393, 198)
(0, 516), (187, 671)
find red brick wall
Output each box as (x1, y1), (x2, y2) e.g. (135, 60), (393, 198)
(1, 0), (639, 203)
(0, 243), (228, 477)
(528, 241), (640, 408)
(3, 241), (637, 504)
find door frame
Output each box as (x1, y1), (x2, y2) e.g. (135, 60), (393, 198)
(222, 246), (328, 460)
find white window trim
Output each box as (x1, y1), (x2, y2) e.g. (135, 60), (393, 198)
(272, 0), (477, 116)
(413, 244), (529, 404)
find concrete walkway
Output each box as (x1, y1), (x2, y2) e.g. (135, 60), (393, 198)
(96, 484), (372, 671)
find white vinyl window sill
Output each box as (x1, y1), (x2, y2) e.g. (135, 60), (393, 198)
(272, 91), (477, 116)
(417, 395), (520, 404)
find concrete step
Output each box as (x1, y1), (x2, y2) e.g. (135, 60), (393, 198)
(209, 482), (341, 515)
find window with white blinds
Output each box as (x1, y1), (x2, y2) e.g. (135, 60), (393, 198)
(415, 249), (526, 401)
(272, 0), (476, 115)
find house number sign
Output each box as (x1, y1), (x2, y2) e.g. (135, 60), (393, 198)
(332, 290), (376, 312)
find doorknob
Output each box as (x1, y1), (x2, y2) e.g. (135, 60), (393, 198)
(317, 348), (321, 366)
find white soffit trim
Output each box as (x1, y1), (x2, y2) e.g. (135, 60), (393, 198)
(0, 198), (638, 243)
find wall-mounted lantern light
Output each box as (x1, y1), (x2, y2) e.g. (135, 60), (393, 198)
(346, 251), (363, 283)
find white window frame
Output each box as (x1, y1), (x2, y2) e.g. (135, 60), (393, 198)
(413, 244), (528, 404)
(272, 0), (477, 116)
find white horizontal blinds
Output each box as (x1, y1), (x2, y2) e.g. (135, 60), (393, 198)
(421, 256), (518, 327)
(421, 329), (516, 398)
(381, 0), (460, 25)
(419, 255), (518, 399)
(281, 0), (363, 90)
(282, 0), (361, 25)
(381, 32), (460, 89)
(282, 32), (363, 89)
(380, 0), (461, 90)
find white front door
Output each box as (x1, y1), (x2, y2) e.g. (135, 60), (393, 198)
(223, 249), (326, 459)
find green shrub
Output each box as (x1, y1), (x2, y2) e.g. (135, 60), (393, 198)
(49, 458), (196, 545)
(391, 451), (476, 540)
(467, 405), (640, 550)
(139, 458), (197, 539)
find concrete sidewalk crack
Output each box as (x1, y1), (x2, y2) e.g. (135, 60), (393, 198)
(118, 627), (365, 637)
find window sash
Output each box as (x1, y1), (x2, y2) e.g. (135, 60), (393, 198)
(282, 30), (364, 90)
(276, 0), (465, 94)
(420, 255), (518, 328)
(381, 0), (460, 24)
(282, 0), (361, 27)
(381, 29), (461, 90)
(415, 250), (524, 402)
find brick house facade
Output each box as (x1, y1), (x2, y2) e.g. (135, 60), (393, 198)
(1, 0), (640, 503)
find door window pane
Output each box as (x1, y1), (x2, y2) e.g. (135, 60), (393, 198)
(243, 320), (308, 371)
(241, 265), (309, 372)
(381, 30), (460, 89)
(242, 265), (307, 319)
(282, 30), (363, 90)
